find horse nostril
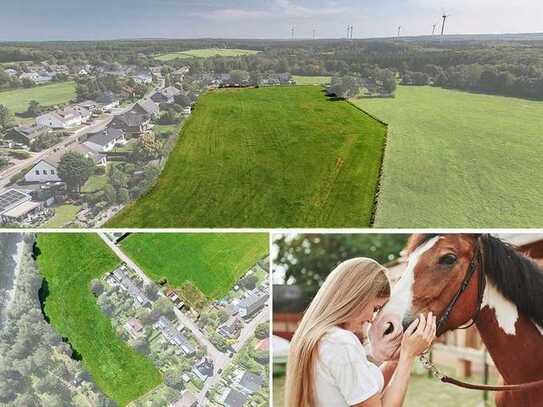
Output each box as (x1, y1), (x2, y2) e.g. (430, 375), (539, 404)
(383, 322), (394, 336)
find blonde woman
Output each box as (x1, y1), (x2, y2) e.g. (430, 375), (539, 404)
(286, 258), (436, 407)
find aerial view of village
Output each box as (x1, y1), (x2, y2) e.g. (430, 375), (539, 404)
(0, 232), (270, 406)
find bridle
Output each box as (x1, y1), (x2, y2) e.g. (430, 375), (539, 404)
(420, 235), (543, 392)
(435, 236), (486, 336)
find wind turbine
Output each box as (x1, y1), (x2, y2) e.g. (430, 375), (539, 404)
(432, 23), (437, 35)
(397, 26), (402, 38)
(441, 12), (451, 36)
(313, 29), (316, 40)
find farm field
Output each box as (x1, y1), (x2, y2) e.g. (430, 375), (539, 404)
(154, 48), (260, 61)
(120, 233), (268, 299)
(292, 75), (331, 85)
(36, 234), (162, 406)
(109, 86), (387, 228)
(355, 86), (543, 227)
(0, 81), (76, 113)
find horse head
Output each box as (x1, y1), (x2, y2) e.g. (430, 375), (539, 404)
(369, 234), (484, 361)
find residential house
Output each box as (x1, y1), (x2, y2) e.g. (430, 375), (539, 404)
(84, 128), (126, 153)
(0, 189), (42, 225)
(6, 125), (50, 148)
(125, 318), (144, 338)
(238, 293), (267, 319)
(218, 318), (242, 339)
(131, 99), (159, 119)
(165, 288), (185, 309)
(221, 389), (247, 407)
(182, 106), (192, 115)
(20, 71), (53, 84)
(150, 86), (182, 104)
(24, 142), (106, 184)
(132, 72), (153, 84)
(155, 316), (195, 356)
(96, 91), (120, 112)
(109, 111), (150, 136)
(108, 266), (151, 307)
(192, 358), (214, 382)
(36, 107), (86, 129)
(172, 66), (190, 81)
(236, 371), (263, 395)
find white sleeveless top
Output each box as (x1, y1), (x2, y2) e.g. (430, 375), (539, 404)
(314, 326), (384, 406)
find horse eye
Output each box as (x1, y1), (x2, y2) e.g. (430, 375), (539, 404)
(439, 254), (457, 266)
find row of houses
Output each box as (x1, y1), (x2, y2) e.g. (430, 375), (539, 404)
(154, 315), (196, 356)
(106, 265), (152, 308)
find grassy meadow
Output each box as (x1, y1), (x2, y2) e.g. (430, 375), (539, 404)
(109, 86), (387, 228)
(354, 85), (543, 227)
(36, 234), (162, 405)
(292, 75), (332, 85)
(154, 48), (260, 61)
(120, 233), (268, 299)
(0, 81), (76, 113)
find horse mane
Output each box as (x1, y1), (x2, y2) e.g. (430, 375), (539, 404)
(408, 234), (543, 328)
(480, 234), (543, 329)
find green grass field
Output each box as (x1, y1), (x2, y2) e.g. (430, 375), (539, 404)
(154, 48), (260, 61)
(0, 81), (76, 113)
(120, 233), (268, 299)
(36, 234), (162, 405)
(292, 75), (332, 85)
(354, 86), (543, 227)
(40, 204), (80, 228)
(109, 86), (387, 228)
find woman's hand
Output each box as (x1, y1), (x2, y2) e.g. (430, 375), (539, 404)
(400, 312), (436, 358)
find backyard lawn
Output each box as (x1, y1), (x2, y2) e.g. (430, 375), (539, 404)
(109, 86), (387, 228)
(36, 234), (162, 405)
(355, 85), (543, 227)
(120, 233), (268, 299)
(40, 204), (80, 228)
(154, 48), (260, 61)
(0, 81), (76, 113)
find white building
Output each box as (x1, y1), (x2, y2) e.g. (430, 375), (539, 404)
(36, 107), (87, 129)
(84, 128), (126, 153)
(24, 160), (61, 183)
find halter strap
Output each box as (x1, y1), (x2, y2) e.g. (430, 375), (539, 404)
(436, 236), (485, 335)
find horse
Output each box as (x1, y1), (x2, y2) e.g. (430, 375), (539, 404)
(369, 234), (543, 407)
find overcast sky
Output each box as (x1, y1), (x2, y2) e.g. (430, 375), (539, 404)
(1, 0), (542, 41)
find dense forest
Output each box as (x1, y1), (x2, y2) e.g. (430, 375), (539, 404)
(2, 35), (543, 99)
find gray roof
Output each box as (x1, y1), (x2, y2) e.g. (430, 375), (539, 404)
(157, 316), (195, 355)
(161, 86), (182, 98)
(9, 125), (48, 141)
(238, 371), (263, 394)
(135, 99), (159, 115)
(0, 189), (31, 214)
(86, 128), (124, 146)
(112, 111), (148, 128)
(224, 389), (247, 407)
(240, 293), (267, 316)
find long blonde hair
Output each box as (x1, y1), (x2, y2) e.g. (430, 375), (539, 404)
(285, 257), (390, 407)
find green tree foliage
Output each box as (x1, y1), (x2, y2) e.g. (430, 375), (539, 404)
(0, 104), (14, 131)
(57, 152), (96, 192)
(254, 322), (269, 340)
(132, 132), (162, 163)
(328, 76), (361, 99)
(229, 69), (250, 84)
(274, 234), (408, 298)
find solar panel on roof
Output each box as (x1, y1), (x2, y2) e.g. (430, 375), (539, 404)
(0, 189), (29, 213)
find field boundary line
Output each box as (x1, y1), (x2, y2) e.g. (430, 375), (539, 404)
(346, 99), (389, 227)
